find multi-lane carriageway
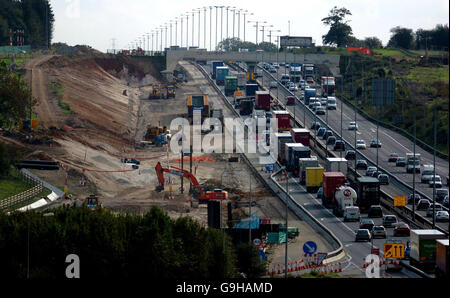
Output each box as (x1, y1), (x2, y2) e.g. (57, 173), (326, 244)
(250, 63), (449, 234)
(197, 62), (423, 278)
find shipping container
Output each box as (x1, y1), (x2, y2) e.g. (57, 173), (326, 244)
(224, 76), (238, 96)
(322, 172), (346, 206)
(246, 84), (259, 98)
(299, 157), (319, 184)
(255, 91), (271, 111)
(304, 88), (317, 105)
(410, 230), (446, 270)
(212, 61), (224, 79)
(355, 177), (380, 212)
(436, 239), (449, 277)
(285, 143), (311, 175)
(305, 167), (325, 193)
(237, 72), (247, 87)
(291, 128), (311, 147)
(216, 66), (229, 85)
(239, 99), (254, 116)
(272, 110), (290, 132)
(326, 158), (348, 178)
(275, 132), (292, 164)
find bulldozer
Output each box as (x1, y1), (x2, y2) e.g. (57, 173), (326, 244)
(149, 84), (162, 99)
(83, 195), (103, 211)
(166, 85), (176, 99)
(144, 124), (168, 145)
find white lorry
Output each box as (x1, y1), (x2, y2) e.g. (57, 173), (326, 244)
(326, 157), (348, 177)
(406, 153), (421, 173)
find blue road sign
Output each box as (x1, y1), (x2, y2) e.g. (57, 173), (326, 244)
(265, 164), (275, 172)
(259, 249), (266, 261)
(303, 241), (317, 255)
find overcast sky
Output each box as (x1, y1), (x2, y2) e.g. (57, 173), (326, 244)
(50, 0), (449, 52)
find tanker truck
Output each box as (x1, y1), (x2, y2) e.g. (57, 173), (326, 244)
(333, 185), (357, 217)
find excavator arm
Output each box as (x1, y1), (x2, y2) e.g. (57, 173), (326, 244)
(155, 162), (201, 192)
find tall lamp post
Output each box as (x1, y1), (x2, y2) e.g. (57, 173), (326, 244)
(242, 11), (253, 43)
(260, 24), (273, 43)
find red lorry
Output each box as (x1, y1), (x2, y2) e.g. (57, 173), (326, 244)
(255, 91), (271, 111)
(272, 111), (290, 131)
(291, 128), (310, 147)
(322, 172), (346, 207)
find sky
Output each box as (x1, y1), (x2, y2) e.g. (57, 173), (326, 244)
(50, 0), (449, 53)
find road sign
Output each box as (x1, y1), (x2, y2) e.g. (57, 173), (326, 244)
(384, 243), (405, 259)
(316, 253), (328, 265)
(253, 238), (262, 247)
(265, 164), (275, 172)
(393, 196), (406, 207)
(371, 248), (380, 256)
(303, 241), (318, 255)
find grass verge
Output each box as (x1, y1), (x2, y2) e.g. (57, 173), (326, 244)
(0, 172), (33, 200)
(49, 81), (74, 115)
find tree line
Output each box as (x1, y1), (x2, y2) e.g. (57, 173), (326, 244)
(0, 205), (266, 279)
(0, 0), (54, 48)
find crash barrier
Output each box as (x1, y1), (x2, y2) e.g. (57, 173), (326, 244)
(195, 61), (345, 264)
(267, 257), (343, 276)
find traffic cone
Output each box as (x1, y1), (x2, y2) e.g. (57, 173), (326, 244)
(338, 262), (343, 272)
(277, 264), (281, 274)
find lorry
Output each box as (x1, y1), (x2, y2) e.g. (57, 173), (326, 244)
(275, 132), (292, 164)
(299, 157), (319, 184)
(237, 72), (247, 88)
(354, 177), (380, 212)
(325, 158), (348, 178)
(410, 229), (446, 271)
(435, 239), (449, 278)
(304, 88), (317, 105)
(421, 165), (435, 183)
(239, 98), (254, 116)
(291, 128), (310, 147)
(406, 153), (421, 173)
(224, 76), (238, 96)
(255, 91), (271, 111)
(303, 64), (315, 80)
(245, 83), (259, 98)
(322, 172), (346, 207)
(272, 111), (290, 132)
(305, 167), (325, 193)
(333, 186), (357, 216)
(321, 76), (336, 96)
(216, 66), (229, 85)
(212, 61), (224, 79)
(285, 143), (311, 174)
(289, 63), (302, 83)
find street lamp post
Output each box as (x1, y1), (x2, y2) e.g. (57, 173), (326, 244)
(243, 12), (253, 43)
(260, 24), (273, 44)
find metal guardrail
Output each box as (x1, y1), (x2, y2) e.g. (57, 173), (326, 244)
(195, 62), (345, 262)
(256, 64), (448, 236)
(0, 171), (44, 210)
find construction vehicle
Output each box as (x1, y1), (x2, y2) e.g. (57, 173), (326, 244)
(144, 125), (168, 144)
(187, 94), (209, 122)
(149, 84), (162, 99)
(83, 195), (103, 211)
(166, 84), (176, 98)
(155, 162), (228, 203)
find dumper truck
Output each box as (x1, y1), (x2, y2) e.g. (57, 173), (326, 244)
(291, 128), (310, 147)
(299, 157), (319, 184)
(224, 76), (238, 96)
(435, 239), (449, 278)
(305, 167), (325, 193)
(410, 229), (446, 271)
(322, 172), (346, 207)
(333, 186), (357, 216)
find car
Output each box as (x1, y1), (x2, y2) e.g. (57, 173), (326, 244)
(378, 174), (390, 185)
(309, 98), (319, 108)
(355, 229), (371, 242)
(299, 82), (308, 90)
(322, 130), (333, 140)
(360, 219), (375, 230)
(272, 63), (280, 68)
(356, 140), (366, 150)
(345, 150), (356, 160)
(348, 121), (358, 131)
(326, 97), (337, 110)
(416, 199), (431, 211)
(311, 102), (322, 111)
(407, 193), (421, 205)
(320, 97), (328, 106)
(393, 222), (410, 237)
(311, 121), (321, 130)
(429, 176), (442, 188)
(306, 77), (314, 84)
(436, 189), (448, 202)
(396, 157), (406, 167)
(435, 211), (449, 222)
(426, 203), (444, 217)
(388, 153), (399, 162)
(343, 206), (360, 222)
(368, 205), (383, 218)
(315, 107), (326, 115)
(371, 170), (382, 178)
(382, 215), (398, 228)
(366, 166), (377, 176)
(286, 96), (296, 105)
(333, 140), (346, 151)
(288, 82), (298, 91)
(443, 195), (449, 207)
(317, 187), (323, 199)
(317, 127), (327, 137)
(326, 136), (337, 146)
(269, 81), (278, 89)
(370, 139), (382, 148)
(371, 226), (387, 239)
(356, 160), (368, 170)
(268, 66), (277, 73)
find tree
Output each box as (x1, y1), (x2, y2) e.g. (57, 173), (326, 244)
(364, 37), (383, 49)
(430, 24), (449, 50)
(217, 37), (259, 52)
(388, 26), (414, 49)
(257, 41), (277, 52)
(321, 6), (354, 47)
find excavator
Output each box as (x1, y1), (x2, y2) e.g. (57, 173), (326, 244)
(83, 194), (103, 211)
(155, 162), (228, 203)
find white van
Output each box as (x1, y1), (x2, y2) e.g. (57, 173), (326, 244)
(343, 206), (360, 222)
(327, 97), (337, 110)
(421, 165), (435, 183)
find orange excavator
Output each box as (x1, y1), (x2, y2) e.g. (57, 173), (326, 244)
(155, 162), (228, 203)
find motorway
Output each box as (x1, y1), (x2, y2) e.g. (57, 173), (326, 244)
(254, 64), (449, 233)
(200, 62), (422, 278)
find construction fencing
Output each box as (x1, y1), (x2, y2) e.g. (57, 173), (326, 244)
(0, 171), (43, 211)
